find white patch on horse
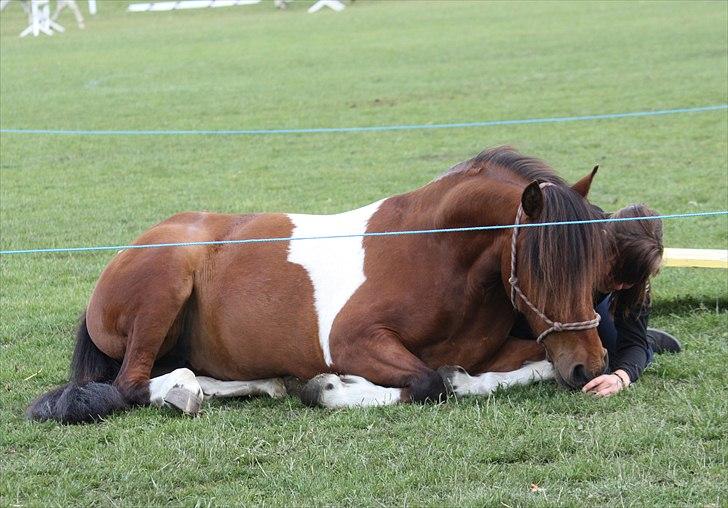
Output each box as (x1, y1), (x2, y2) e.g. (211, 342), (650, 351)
(287, 200), (384, 366)
(148, 368), (203, 409)
(196, 376), (286, 399)
(448, 360), (555, 397)
(314, 374), (402, 408)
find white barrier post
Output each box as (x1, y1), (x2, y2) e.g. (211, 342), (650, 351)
(20, 0), (60, 37)
(308, 0), (345, 13)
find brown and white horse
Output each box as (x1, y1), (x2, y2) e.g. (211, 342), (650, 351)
(28, 147), (608, 423)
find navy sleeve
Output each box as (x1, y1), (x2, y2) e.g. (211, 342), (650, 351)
(611, 307), (650, 382)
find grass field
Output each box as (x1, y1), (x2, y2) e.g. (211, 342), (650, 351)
(1, 0), (727, 505)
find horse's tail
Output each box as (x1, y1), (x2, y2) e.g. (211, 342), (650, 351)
(26, 313), (128, 424)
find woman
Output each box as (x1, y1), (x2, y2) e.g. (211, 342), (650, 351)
(581, 204), (681, 396)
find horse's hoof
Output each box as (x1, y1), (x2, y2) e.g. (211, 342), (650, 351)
(265, 378), (287, 398)
(299, 374), (332, 407)
(164, 387), (203, 415)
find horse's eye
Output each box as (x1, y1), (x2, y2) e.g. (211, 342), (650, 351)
(325, 383), (334, 390)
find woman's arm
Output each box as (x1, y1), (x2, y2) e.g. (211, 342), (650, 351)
(610, 307), (650, 382)
(583, 307), (649, 397)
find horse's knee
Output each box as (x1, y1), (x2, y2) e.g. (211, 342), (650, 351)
(409, 370), (447, 403)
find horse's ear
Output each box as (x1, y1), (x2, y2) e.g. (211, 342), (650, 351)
(521, 181), (543, 219)
(571, 165), (599, 198)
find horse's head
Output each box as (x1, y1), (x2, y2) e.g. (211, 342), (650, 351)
(507, 169), (607, 389)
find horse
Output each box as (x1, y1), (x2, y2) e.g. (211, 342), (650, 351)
(28, 146), (608, 424)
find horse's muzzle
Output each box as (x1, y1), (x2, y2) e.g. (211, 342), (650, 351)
(570, 364), (591, 388)
(566, 352), (609, 390)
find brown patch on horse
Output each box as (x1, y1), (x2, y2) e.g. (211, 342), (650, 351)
(478, 337), (547, 372)
(188, 213), (329, 381)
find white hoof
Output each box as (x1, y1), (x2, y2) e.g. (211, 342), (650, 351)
(164, 386), (203, 414)
(149, 368), (204, 414)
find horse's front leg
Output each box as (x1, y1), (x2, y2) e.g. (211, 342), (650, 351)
(439, 337), (554, 397)
(300, 374), (404, 408)
(299, 328), (447, 408)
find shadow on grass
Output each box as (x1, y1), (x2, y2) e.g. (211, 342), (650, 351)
(651, 295), (728, 317)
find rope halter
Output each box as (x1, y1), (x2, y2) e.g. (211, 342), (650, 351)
(508, 182), (601, 343)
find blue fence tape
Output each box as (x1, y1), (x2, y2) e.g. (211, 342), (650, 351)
(1, 104), (726, 137)
(1, 211), (726, 256)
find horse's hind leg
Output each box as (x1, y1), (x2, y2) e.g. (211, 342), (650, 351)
(145, 373), (289, 415)
(90, 249), (201, 414)
(196, 377), (286, 399)
(112, 315), (203, 414)
(148, 368), (204, 414)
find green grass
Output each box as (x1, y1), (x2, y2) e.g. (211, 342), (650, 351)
(1, 0), (727, 505)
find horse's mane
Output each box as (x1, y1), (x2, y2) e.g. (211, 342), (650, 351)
(446, 146), (605, 319)
(444, 146), (567, 185)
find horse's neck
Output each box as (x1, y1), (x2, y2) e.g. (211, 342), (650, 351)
(381, 176), (519, 345)
(396, 174), (518, 259)
(420, 173), (519, 223)
(377, 177), (515, 322)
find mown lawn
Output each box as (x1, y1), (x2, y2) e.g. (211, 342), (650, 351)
(1, 1), (727, 505)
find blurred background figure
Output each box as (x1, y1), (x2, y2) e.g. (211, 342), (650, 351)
(52, 0), (84, 28)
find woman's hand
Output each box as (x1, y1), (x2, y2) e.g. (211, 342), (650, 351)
(582, 370), (630, 397)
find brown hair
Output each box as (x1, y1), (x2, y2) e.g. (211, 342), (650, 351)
(606, 204), (663, 314)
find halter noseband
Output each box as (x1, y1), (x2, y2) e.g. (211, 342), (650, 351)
(508, 182), (601, 343)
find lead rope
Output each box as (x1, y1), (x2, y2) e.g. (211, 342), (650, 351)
(508, 183), (601, 343)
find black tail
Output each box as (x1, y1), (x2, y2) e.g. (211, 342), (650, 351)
(27, 314), (128, 424)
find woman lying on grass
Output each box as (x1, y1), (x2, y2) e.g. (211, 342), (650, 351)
(512, 204), (682, 397)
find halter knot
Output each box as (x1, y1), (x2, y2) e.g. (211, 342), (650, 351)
(552, 322), (565, 332)
(508, 276), (518, 286)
